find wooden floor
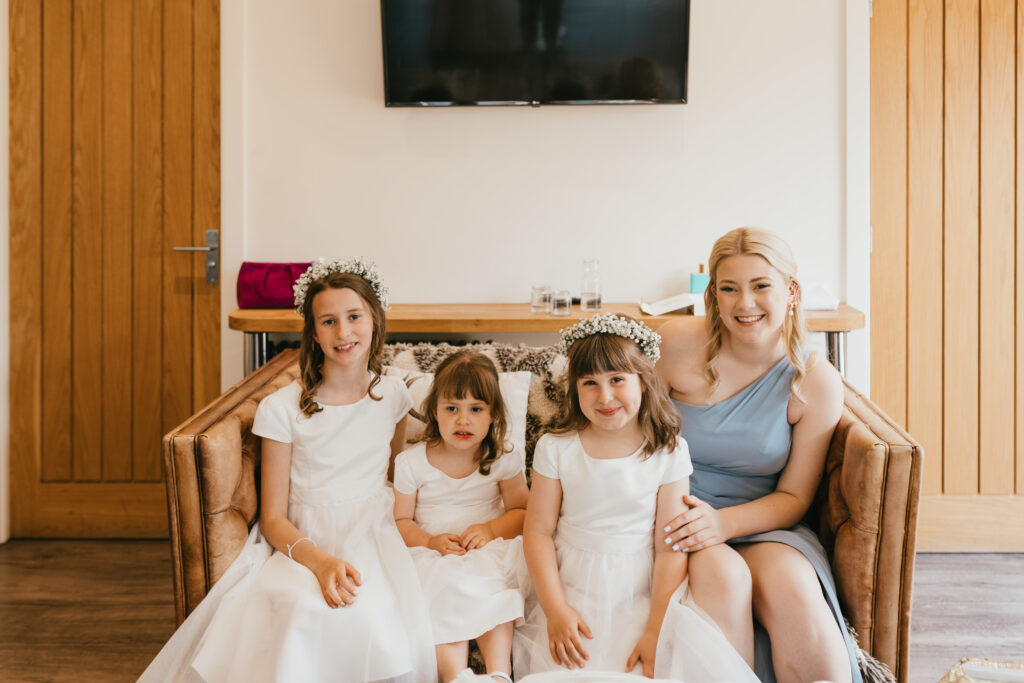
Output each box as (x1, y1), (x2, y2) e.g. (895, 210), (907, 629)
(0, 541), (1021, 682)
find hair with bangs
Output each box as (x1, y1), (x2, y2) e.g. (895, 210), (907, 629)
(298, 272), (387, 417)
(552, 332), (681, 457)
(419, 350), (511, 475)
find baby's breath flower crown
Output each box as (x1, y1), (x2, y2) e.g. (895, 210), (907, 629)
(559, 313), (662, 364)
(292, 258), (390, 314)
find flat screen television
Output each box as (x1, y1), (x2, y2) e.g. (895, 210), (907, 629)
(381, 0), (690, 106)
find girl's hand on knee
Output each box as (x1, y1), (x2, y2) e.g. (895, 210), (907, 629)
(428, 533), (467, 556)
(459, 523), (495, 550)
(625, 628), (658, 677)
(311, 555), (362, 609)
(663, 494), (727, 552)
(546, 605), (592, 669)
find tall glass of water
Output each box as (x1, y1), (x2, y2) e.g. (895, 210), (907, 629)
(581, 259), (601, 311)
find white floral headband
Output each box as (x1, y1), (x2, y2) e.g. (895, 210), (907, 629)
(292, 258), (390, 314)
(559, 313), (662, 364)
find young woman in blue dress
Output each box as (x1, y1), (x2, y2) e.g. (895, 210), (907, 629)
(655, 227), (860, 683)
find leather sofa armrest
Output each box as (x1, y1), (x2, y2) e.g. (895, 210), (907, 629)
(161, 349), (300, 625)
(811, 380), (923, 681)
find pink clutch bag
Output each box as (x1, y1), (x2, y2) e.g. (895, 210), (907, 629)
(236, 261), (312, 309)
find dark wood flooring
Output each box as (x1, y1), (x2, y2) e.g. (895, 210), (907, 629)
(0, 540), (175, 682)
(0, 540), (1021, 682)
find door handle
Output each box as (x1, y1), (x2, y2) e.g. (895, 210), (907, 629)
(173, 229), (219, 284)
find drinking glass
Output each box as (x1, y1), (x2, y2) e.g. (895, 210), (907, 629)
(552, 289), (572, 316)
(580, 258), (601, 311)
(530, 285), (552, 313)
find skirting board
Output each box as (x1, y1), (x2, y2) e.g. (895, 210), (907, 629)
(917, 496), (1024, 551)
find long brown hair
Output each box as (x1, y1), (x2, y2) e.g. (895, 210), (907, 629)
(298, 272), (387, 417)
(552, 333), (680, 458)
(704, 227), (806, 402)
(419, 350), (511, 475)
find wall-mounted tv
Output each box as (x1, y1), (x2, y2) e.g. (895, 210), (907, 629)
(381, 0), (691, 106)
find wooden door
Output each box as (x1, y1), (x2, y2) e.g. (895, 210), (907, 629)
(871, 0), (1024, 550)
(8, 0), (220, 537)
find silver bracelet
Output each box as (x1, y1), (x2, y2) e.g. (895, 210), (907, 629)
(286, 536), (315, 560)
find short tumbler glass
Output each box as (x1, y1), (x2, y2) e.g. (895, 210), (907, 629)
(530, 285), (552, 313)
(551, 289), (572, 316)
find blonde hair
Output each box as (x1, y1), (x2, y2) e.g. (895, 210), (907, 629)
(703, 227), (806, 402)
(419, 350), (511, 475)
(552, 332), (680, 458)
(298, 272), (387, 417)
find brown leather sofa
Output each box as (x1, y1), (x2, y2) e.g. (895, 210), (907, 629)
(161, 344), (922, 680)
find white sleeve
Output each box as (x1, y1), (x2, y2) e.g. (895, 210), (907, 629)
(252, 391), (293, 444)
(391, 378), (413, 423)
(392, 449), (419, 495)
(660, 437), (694, 484)
(530, 435), (560, 480)
(492, 448), (525, 480)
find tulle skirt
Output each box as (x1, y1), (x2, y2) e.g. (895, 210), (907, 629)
(409, 536), (524, 644)
(513, 522), (655, 676)
(513, 521), (757, 682)
(140, 486), (436, 683)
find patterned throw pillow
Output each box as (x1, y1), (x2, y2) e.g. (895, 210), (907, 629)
(383, 342), (567, 475)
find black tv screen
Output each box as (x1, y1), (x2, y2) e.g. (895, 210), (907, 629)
(381, 0), (690, 106)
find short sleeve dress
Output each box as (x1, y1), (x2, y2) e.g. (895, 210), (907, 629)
(512, 432), (758, 682)
(393, 443), (526, 645)
(139, 375), (437, 683)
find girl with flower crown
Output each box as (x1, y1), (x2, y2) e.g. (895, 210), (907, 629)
(512, 314), (757, 681)
(140, 259), (436, 682)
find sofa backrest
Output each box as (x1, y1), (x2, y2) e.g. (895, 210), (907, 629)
(384, 342), (568, 472)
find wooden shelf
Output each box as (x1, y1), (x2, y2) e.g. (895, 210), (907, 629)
(229, 302), (865, 334)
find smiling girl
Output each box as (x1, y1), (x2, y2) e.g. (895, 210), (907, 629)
(140, 258), (436, 682)
(393, 350), (530, 683)
(513, 314), (757, 680)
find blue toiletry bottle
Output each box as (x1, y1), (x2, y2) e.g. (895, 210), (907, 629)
(690, 264), (710, 295)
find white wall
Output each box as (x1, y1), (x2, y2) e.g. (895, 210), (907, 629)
(222, 0), (870, 387)
(0, 0), (870, 538)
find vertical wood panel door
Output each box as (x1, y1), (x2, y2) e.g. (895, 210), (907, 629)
(871, 0), (1024, 550)
(9, 0), (220, 537)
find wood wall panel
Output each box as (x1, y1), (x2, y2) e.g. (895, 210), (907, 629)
(72, 0), (104, 482)
(918, 496), (1024, 550)
(873, 0), (1024, 547)
(102, 0), (135, 481)
(942, 0), (980, 496)
(1018, 0), (1024, 497)
(9, 0), (44, 529)
(132, 0), (166, 483)
(907, 0), (945, 497)
(41, 0), (74, 482)
(871, 0), (909, 430)
(979, 0), (1016, 495)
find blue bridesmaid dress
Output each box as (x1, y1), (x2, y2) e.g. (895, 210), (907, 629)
(673, 356), (863, 683)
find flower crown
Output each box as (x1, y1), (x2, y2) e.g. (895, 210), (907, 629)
(559, 313), (662, 364)
(292, 258), (390, 314)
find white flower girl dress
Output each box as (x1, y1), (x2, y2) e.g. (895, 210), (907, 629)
(139, 376), (436, 682)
